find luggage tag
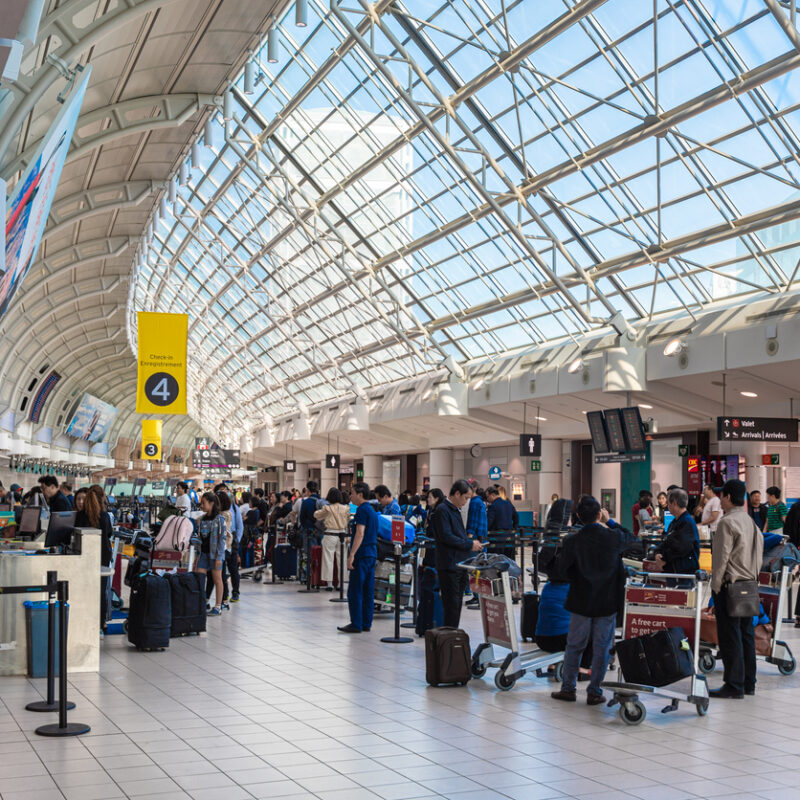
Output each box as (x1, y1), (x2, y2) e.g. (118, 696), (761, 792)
(680, 639), (691, 651)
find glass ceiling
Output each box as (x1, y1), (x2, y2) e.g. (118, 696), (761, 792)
(129, 0), (800, 434)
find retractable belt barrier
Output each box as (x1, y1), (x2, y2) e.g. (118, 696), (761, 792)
(0, 572), (91, 736)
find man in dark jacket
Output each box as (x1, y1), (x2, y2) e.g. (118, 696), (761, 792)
(552, 495), (624, 705)
(432, 479), (484, 628)
(654, 488), (700, 575)
(485, 486), (516, 559)
(39, 476), (71, 512)
(299, 481), (321, 540)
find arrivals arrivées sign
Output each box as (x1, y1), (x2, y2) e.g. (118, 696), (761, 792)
(717, 416), (798, 442)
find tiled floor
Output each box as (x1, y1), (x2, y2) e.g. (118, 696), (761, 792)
(2, 576), (800, 800)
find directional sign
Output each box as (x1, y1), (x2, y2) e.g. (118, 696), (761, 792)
(595, 452), (647, 464)
(325, 453), (341, 470)
(530, 460), (541, 472)
(717, 416), (798, 442)
(488, 465), (502, 481)
(519, 433), (541, 457)
(283, 459), (296, 473)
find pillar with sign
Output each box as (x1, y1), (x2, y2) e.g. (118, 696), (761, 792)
(320, 455), (339, 495)
(429, 449), (453, 492)
(362, 455), (382, 489)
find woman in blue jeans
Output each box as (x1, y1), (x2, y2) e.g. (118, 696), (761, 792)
(194, 492), (227, 616)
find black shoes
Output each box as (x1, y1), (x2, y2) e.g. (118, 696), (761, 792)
(337, 624), (362, 633)
(586, 694), (605, 706)
(744, 686), (755, 696)
(551, 690), (577, 702)
(709, 685), (744, 699)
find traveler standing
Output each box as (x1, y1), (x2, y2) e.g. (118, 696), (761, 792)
(375, 485), (401, 516)
(75, 485), (113, 634)
(431, 480), (484, 628)
(653, 491), (668, 522)
(338, 482), (378, 633)
(217, 484), (243, 602)
(653, 488), (699, 574)
(748, 490), (768, 532)
(764, 486), (787, 533)
(551, 496), (624, 705)
(700, 484), (722, 534)
(315, 488), (349, 589)
(175, 481), (191, 515)
(631, 490), (653, 536)
(195, 492), (226, 616)
(709, 479), (762, 698)
(60, 484), (74, 508)
(464, 481), (488, 609)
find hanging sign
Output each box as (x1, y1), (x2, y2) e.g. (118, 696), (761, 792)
(136, 312), (188, 415)
(325, 454), (341, 469)
(141, 419), (162, 460)
(519, 433), (541, 457)
(284, 460), (296, 473)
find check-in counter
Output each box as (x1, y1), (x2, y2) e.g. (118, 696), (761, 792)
(0, 528), (101, 675)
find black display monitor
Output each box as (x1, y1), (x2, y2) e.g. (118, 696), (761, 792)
(586, 410), (610, 453)
(604, 409), (626, 452)
(18, 506), (41, 537)
(621, 406), (647, 453)
(45, 511), (76, 549)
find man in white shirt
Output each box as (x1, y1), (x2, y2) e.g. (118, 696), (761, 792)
(175, 481), (192, 515)
(701, 484), (722, 533)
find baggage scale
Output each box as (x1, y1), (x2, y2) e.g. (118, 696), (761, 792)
(459, 559), (564, 691)
(600, 570), (710, 725)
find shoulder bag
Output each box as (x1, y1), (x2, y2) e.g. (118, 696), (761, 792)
(726, 579), (759, 617)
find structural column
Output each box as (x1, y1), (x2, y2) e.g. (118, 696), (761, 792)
(283, 462), (308, 492)
(362, 455), (383, 490)
(429, 449), (453, 493)
(320, 459), (338, 496)
(537, 438), (562, 522)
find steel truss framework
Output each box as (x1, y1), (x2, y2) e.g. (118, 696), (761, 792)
(129, 0), (800, 435)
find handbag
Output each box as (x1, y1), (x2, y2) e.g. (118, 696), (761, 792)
(726, 579), (760, 617)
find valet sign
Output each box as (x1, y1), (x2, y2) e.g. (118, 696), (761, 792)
(136, 312), (188, 415)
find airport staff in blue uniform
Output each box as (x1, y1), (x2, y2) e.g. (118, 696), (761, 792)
(339, 481), (378, 633)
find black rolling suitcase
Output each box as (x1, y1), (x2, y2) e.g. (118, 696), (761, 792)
(167, 572), (206, 637)
(615, 627), (693, 687)
(273, 544), (298, 580)
(425, 627), (471, 686)
(520, 592), (540, 642)
(127, 573), (171, 651)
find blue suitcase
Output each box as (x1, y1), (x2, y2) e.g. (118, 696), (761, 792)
(273, 544), (298, 581)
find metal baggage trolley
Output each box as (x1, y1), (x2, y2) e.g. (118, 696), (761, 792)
(601, 570), (710, 725)
(699, 557), (797, 677)
(460, 560), (564, 691)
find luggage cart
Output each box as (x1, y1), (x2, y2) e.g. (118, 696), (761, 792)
(698, 558), (797, 677)
(239, 525), (267, 583)
(459, 560), (564, 691)
(601, 570), (710, 725)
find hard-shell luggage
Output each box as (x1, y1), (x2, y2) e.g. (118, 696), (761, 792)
(273, 543), (298, 580)
(520, 592), (540, 642)
(127, 574), (171, 651)
(425, 627), (471, 686)
(615, 626), (693, 687)
(154, 514), (194, 552)
(167, 572), (206, 637)
(309, 544), (339, 588)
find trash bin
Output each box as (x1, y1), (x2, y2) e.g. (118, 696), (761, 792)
(24, 601), (68, 679)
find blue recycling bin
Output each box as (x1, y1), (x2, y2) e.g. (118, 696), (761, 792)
(24, 601), (68, 679)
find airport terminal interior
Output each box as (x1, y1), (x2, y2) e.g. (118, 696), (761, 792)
(3, 0), (800, 798)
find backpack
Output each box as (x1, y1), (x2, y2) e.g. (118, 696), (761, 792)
(154, 515), (195, 552)
(158, 504), (181, 522)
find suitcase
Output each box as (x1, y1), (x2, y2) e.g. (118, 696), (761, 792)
(520, 592), (539, 642)
(273, 543), (298, 580)
(167, 572), (206, 637)
(615, 627), (693, 687)
(425, 627), (471, 686)
(309, 545), (340, 588)
(127, 574), (171, 651)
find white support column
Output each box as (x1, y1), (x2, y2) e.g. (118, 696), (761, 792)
(429, 448), (453, 493)
(363, 455), (383, 490)
(286, 462), (308, 492)
(320, 460), (338, 496)
(537, 438), (563, 509)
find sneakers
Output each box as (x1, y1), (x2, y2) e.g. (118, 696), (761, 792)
(221, 602), (230, 611)
(209, 607), (222, 616)
(230, 594), (240, 603)
(551, 690), (577, 702)
(465, 598), (480, 609)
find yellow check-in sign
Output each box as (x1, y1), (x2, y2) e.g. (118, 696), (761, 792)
(136, 312), (188, 415)
(141, 419), (162, 460)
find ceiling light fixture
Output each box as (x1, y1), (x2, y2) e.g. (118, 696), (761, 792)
(244, 57), (256, 95)
(740, 391), (758, 398)
(535, 416), (547, 421)
(204, 117), (215, 150)
(267, 25), (279, 63)
(639, 403), (653, 409)
(663, 337), (686, 357)
(191, 141), (201, 169)
(567, 356), (583, 374)
(179, 161), (189, 185)
(296, 0), (308, 27)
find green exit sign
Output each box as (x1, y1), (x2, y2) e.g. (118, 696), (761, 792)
(678, 445), (689, 457)
(356, 469), (364, 478)
(530, 460), (541, 472)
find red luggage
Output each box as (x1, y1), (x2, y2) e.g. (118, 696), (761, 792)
(310, 545), (339, 588)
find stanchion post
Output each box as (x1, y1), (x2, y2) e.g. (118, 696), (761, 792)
(35, 581), (90, 737)
(26, 571), (75, 714)
(330, 533), (348, 603)
(297, 530), (318, 593)
(381, 542), (412, 644)
(401, 544), (418, 629)
(519, 531), (526, 595)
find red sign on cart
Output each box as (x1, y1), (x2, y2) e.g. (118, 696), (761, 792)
(390, 515), (405, 544)
(481, 595), (513, 649)
(626, 588), (691, 606)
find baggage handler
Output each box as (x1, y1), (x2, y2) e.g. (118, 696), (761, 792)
(709, 479), (762, 698)
(338, 482), (378, 634)
(551, 495), (624, 705)
(430, 480), (484, 628)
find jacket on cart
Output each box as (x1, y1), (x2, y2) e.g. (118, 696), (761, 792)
(431, 499), (473, 572)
